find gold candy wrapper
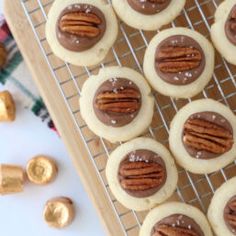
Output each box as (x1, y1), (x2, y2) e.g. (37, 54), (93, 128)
(43, 197), (75, 228)
(0, 91), (16, 122)
(26, 155), (58, 185)
(0, 164), (25, 195)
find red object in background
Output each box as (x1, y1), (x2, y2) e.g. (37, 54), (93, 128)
(0, 16), (11, 42)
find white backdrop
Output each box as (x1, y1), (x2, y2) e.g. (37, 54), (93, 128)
(0, 1), (104, 235)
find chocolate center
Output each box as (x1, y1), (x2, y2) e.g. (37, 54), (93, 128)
(225, 5), (236, 46)
(224, 196), (236, 235)
(118, 149), (167, 198)
(152, 214), (204, 236)
(56, 4), (106, 52)
(182, 111), (234, 159)
(155, 35), (206, 85)
(93, 78), (142, 127)
(127, 0), (171, 15)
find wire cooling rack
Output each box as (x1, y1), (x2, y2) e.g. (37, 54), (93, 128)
(20, 0), (236, 235)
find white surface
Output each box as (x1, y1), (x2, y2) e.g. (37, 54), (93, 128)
(0, 1), (104, 235)
(0, 87), (105, 236)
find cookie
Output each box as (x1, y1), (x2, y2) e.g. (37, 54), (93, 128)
(106, 137), (178, 211)
(46, 0), (118, 66)
(169, 99), (236, 174)
(140, 202), (213, 236)
(80, 67), (154, 143)
(143, 27), (215, 98)
(208, 177), (236, 236)
(112, 0), (186, 31)
(211, 0), (236, 65)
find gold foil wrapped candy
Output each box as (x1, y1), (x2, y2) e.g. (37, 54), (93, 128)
(0, 164), (25, 195)
(0, 91), (16, 122)
(26, 155), (58, 185)
(43, 197), (75, 228)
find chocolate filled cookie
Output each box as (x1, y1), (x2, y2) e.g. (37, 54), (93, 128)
(112, 0), (185, 31)
(140, 202), (213, 236)
(46, 0), (118, 66)
(208, 177), (236, 236)
(144, 27), (215, 98)
(106, 138), (178, 211)
(169, 99), (236, 174)
(79, 67), (154, 143)
(211, 0), (236, 65)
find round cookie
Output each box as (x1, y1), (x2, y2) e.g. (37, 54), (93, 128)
(169, 99), (236, 174)
(79, 67), (154, 143)
(112, 0), (186, 31)
(208, 177), (236, 236)
(45, 0), (118, 66)
(140, 202), (213, 236)
(106, 137), (178, 211)
(143, 27), (215, 98)
(211, 0), (236, 65)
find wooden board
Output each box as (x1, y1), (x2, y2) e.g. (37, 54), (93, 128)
(4, 1), (236, 236)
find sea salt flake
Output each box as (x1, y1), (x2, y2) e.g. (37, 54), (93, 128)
(111, 120), (117, 124)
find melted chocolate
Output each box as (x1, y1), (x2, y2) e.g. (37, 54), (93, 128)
(152, 214), (204, 236)
(93, 78), (142, 127)
(56, 4), (106, 52)
(118, 149), (167, 198)
(224, 195), (236, 235)
(155, 35), (206, 85)
(225, 5), (236, 46)
(127, 0), (171, 15)
(183, 111), (233, 159)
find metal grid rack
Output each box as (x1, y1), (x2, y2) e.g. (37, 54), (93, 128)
(20, 0), (236, 235)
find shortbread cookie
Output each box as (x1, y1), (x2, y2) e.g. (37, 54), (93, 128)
(112, 0), (186, 31)
(208, 177), (236, 236)
(211, 0), (236, 65)
(80, 67), (154, 143)
(140, 202), (213, 236)
(106, 138), (178, 211)
(46, 0), (118, 66)
(169, 99), (236, 174)
(143, 27), (215, 98)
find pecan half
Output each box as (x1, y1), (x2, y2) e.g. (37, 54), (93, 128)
(153, 225), (198, 236)
(95, 88), (141, 114)
(59, 12), (101, 37)
(183, 118), (233, 154)
(119, 161), (165, 191)
(225, 199), (236, 229)
(156, 46), (202, 73)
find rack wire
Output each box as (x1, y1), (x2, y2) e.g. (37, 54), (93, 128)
(20, 0), (236, 235)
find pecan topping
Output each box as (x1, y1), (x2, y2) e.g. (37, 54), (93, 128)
(225, 198), (236, 230)
(95, 88), (141, 114)
(156, 46), (202, 73)
(153, 225), (199, 236)
(119, 161), (165, 191)
(59, 12), (102, 37)
(183, 118), (233, 154)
